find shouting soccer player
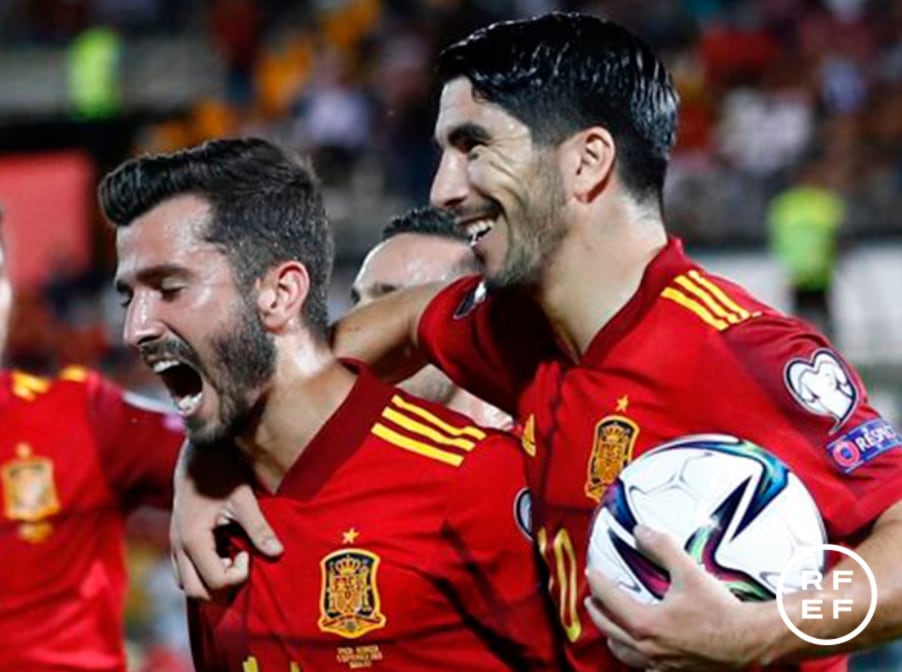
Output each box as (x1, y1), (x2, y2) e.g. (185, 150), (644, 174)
(0, 214), (183, 668)
(168, 14), (902, 671)
(102, 138), (564, 671)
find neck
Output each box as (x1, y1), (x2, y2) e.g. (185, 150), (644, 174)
(445, 388), (512, 431)
(537, 197), (667, 358)
(236, 336), (356, 493)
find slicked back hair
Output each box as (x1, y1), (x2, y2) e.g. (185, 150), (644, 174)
(98, 138), (334, 338)
(381, 206), (478, 276)
(437, 12), (679, 205)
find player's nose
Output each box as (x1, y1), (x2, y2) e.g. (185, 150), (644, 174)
(122, 293), (166, 350)
(430, 152), (469, 210)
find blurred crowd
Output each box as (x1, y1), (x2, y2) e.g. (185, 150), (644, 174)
(1, 0), (899, 366)
(0, 0), (900, 669)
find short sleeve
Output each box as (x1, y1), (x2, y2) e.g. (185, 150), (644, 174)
(714, 318), (902, 540)
(418, 276), (556, 415)
(83, 371), (184, 510)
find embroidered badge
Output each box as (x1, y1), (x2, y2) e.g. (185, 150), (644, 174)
(319, 549), (387, 639)
(2, 444), (60, 543)
(785, 349), (858, 431)
(826, 418), (901, 474)
(453, 281), (487, 319)
(586, 416), (639, 502)
(513, 488), (533, 540)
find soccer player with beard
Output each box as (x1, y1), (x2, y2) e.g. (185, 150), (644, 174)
(102, 138), (563, 672)
(167, 14), (902, 672)
(0, 213), (183, 670)
(352, 205), (511, 431)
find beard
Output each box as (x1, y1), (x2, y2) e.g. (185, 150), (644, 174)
(487, 162), (567, 292)
(188, 295), (277, 449)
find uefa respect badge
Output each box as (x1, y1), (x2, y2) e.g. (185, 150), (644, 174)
(777, 544), (878, 646)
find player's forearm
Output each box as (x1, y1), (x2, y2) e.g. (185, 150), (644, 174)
(332, 282), (443, 383)
(756, 502), (902, 664)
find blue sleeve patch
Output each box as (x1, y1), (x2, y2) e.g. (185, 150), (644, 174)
(827, 418), (901, 473)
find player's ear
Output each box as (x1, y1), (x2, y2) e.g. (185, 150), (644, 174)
(563, 127), (615, 203)
(256, 261), (311, 330)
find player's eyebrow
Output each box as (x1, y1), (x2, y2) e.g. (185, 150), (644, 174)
(114, 263), (189, 295)
(437, 122), (493, 150)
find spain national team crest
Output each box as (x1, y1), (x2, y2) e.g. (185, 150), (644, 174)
(585, 416), (639, 502)
(318, 549), (387, 639)
(2, 444), (61, 542)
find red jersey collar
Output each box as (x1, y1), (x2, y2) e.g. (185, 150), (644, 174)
(580, 236), (696, 365)
(269, 361), (395, 500)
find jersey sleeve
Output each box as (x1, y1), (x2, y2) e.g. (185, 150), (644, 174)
(715, 318), (902, 541)
(79, 369), (184, 510)
(417, 276), (556, 415)
(437, 433), (562, 670)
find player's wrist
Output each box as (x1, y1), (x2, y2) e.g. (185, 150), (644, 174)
(745, 601), (797, 666)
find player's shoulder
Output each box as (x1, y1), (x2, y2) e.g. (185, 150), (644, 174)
(4, 365), (103, 403)
(655, 266), (773, 336)
(369, 388), (521, 472)
(654, 265), (851, 384)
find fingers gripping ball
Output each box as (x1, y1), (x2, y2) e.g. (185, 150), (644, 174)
(588, 434), (827, 604)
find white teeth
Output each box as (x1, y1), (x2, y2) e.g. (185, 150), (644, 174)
(175, 392), (203, 416)
(465, 219), (493, 245)
(152, 360), (181, 373)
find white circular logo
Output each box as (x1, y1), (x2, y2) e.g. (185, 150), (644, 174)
(776, 544), (877, 646)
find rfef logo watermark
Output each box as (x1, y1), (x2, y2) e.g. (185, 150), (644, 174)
(777, 544), (878, 646)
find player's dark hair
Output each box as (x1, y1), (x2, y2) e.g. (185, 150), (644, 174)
(381, 206), (465, 242)
(98, 137), (334, 338)
(381, 206), (477, 275)
(437, 12), (679, 205)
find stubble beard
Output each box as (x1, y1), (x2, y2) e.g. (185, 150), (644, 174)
(487, 164), (567, 293)
(190, 295), (277, 450)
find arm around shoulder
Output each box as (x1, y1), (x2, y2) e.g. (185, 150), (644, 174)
(332, 281), (446, 384)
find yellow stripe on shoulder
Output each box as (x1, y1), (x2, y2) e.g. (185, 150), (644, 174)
(372, 422), (464, 467)
(11, 371), (51, 401)
(662, 271), (760, 331)
(59, 365), (89, 382)
(389, 395), (486, 441)
(381, 407), (478, 451)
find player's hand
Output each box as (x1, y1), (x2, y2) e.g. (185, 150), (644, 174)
(585, 524), (767, 670)
(170, 441), (283, 600)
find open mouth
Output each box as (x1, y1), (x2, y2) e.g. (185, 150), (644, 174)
(151, 359), (204, 416)
(461, 218), (494, 246)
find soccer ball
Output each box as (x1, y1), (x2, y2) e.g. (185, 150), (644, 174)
(587, 434), (826, 604)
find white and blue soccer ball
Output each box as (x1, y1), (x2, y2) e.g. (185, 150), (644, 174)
(587, 434), (827, 604)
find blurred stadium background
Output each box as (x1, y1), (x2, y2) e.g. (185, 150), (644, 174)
(0, 0), (899, 669)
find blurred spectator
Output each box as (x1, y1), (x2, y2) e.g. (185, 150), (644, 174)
(209, 0), (262, 106)
(767, 154), (847, 336)
(67, 25), (122, 119)
(291, 46), (372, 186)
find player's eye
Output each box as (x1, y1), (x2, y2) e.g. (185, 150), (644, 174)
(159, 284), (185, 301)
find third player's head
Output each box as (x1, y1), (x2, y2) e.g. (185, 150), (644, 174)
(352, 206), (475, 404)
(431, 12), (678, 290)
(101, 138), (334, 448)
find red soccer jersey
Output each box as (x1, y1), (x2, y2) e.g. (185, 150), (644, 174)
(189, 366), (563, 672)
(418, 237), (902, 672)
(0, 366), (183, 671)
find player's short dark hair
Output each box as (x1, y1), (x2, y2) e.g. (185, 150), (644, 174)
(437, 12), (679, 205)
(381, 206), (465, 242)
(381, 206), (477, 275)
(98, 137), (334, 338)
